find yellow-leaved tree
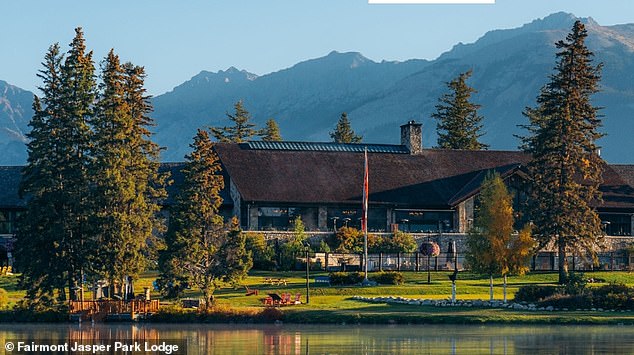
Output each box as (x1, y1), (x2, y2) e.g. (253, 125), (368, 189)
(466, 172), (535, 302)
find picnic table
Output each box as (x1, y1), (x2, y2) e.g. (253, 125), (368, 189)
(263, 278), (288, 286)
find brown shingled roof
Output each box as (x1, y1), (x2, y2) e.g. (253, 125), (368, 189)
(214, 143), (531, 208)
(610, 165), (634, 189)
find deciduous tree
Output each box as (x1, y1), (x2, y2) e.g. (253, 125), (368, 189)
(465, 173), (534, 302)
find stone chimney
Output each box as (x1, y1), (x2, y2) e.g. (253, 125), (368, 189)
(400, 120), (422, 154)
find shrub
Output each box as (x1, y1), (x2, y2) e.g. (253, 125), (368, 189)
(245, 232), (276, 270)
(369, 272), (404, 285)
(0, 288), (7, 308)
(369, 232), (417, 253)
(563, 271), (587, 295)
(592, 283), (634, 310)
(332, 227), (364, 253)
(539, 293), (594, 310)
(514, 285), (561, 303)
(329, 272), (364, 286)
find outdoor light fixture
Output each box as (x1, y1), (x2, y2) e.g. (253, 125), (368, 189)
(304, 242), (310, 304)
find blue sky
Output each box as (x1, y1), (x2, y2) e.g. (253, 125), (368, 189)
(2, 0), (633, 95)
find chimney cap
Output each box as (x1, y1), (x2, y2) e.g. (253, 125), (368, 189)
(401, 120), (421, 127)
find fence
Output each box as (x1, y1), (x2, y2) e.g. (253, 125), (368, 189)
(305, 251), (634, 272)
(311, 252), (465, 272)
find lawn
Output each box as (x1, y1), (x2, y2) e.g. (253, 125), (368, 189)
(5, 270), (634, 324)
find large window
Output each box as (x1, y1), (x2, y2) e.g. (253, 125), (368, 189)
(258, 207), (318, 231)
(327, 208), (387, 232)
(0, 210), (21, 235)
(394, 210), (454, 233)
(600, 214), (632, 236)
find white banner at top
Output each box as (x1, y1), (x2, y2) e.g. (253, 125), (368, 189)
(369, 0), (494, 3)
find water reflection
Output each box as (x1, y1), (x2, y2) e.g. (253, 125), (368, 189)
(1, 323), (634, 354)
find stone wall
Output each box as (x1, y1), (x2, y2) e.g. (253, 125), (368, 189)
(256, 230), (634, 253)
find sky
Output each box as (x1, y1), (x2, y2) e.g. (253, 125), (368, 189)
(2, 0), (634, 96)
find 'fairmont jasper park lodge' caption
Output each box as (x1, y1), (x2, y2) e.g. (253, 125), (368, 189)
(4, 9), (634, 355)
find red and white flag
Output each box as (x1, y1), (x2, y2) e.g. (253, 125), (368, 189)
(362, 147), (369, 233)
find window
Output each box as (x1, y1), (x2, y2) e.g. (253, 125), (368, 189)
(394, 210), (454, 233)
(599, 214), (632, 236)
(0, 210), (21, 235)
(257, 207), (318, 231)
(327, 208), (387, 232)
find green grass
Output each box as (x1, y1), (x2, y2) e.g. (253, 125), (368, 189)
(5, 270), (634, 324)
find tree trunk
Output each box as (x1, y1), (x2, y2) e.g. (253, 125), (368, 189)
(503, 274), (507, 304)
(558, 236), (568, 284)
(489, 274), (494, 302)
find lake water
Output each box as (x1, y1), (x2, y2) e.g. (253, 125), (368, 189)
(0, 323), (633, 354)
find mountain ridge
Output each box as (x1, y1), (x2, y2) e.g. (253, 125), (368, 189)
(1, 12), (633, 164)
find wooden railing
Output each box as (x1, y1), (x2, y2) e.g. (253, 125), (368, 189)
(70, 300), (160, 318)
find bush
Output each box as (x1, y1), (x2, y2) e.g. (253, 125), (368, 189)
(331, 227), (364, 253)
(514, 285), (561, 303)
(245, 232), (276, 270)
(563, 271), (587, 295)
(0, 288), (7, 308)
(539, 293), (594, 310)
(369, 272), (404, 285)
(369, 232), (417, 253)
(592, 283), (634, 310)
(329, 272), (364, 286)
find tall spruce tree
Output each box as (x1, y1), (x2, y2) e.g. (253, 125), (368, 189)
(211, 100), (258, 143)
(260, 118), (282, 141)
(158, 129), (251, 308)
(433, 70), (488, 150)
(330, 112), (362, 143)
(17, 44), (69, 303)
(89, 50), (166, 296)
(17, 28), (97, 303)
(520, 21), (604, 284)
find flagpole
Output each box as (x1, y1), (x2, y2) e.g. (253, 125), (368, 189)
(362, 147), (370, 285)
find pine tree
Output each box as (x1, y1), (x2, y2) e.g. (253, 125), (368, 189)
(519, 21), (604, 284)
(260, 118), (282, 141)
(465, 173), (534, 302)
(17, 28), (97, 303)
(433, 70), (488, 150)
(330, 112), (362, 143)
(158, 129), (251, 308)
(211, 100), (258, 143)
(89, 50), (166, 296)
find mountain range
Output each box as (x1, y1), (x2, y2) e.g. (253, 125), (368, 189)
(1, 12), (633, 165)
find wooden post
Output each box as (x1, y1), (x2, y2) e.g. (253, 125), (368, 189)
(415, 252), (419, 272)
(397, 252), (401, 271)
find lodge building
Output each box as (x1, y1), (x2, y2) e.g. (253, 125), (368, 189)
(212, 121), (634, 238)
(1, 121), (634, 267)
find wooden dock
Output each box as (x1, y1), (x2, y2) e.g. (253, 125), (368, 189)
(70, 300), (160, 322)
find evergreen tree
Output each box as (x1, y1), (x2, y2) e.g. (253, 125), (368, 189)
(465, 173), (534, 302)
(260, 118), (282, 141)
(433, 70), (488, 150)
(330, 113), (362, 143)
(158, 129), (251, 308)
(89, 50), (166, 296)
(519, 21), (604, 284)
(17, 28), (97, 303)
(211, 100), (258, 143)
